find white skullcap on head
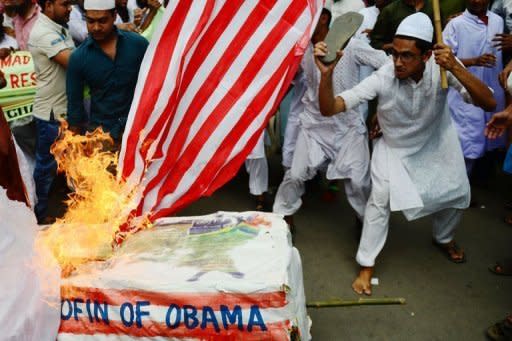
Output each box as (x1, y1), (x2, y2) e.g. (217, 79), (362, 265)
(395, 12), (433, 43)
(84, 0), (115, 10)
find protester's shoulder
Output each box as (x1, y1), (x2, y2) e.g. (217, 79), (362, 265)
(27, 17), (46, 42)
(70, 38), (89, 56)
(445, 12), (467, 30)
(68, 39), (90, 67)
(28, 17), (63, 43)
(489, 10), (505, 25)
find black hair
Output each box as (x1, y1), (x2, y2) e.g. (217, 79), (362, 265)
(37, 0), (54, 11)
(321, 8), (332, 28)
(395, 34), (433, 54)
(116, 3), (130, 23)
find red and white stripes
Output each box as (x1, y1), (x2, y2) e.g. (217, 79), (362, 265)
(119, 0), (323, 221)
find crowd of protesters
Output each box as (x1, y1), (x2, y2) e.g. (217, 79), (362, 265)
(1, 0), (512, 339)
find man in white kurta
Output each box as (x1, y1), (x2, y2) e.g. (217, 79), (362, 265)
(353, 0), (391, 121)
(443, 5), (506, 174)
(273, 38), (389, 222)
(315, 13), (497, 295)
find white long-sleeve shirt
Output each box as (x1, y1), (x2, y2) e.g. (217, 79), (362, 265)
(338, 58), (471, 219)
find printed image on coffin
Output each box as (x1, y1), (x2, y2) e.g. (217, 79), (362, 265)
(57, 211), (311, 341)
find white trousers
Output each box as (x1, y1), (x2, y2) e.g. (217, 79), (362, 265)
(245, 158), (268, 196)
(273, 129), (370, 219)
(282, 111), (301, 169)
(356, 140), (462, 267)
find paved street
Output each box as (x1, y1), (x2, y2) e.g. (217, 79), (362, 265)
(180, 156), (512, 341)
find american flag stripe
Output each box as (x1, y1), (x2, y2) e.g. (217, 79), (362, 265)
(119, 0), (322, 220)
(151, 3), (308, 206)
(121, 0), (216, 181)
(152, 50), (293, 219)
(143, 0), (245, 163)
(141, 0), (282, 199)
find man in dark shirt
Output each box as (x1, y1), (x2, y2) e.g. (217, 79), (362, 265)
(66, 0), (148, 141)
(370, 0), (466, 51)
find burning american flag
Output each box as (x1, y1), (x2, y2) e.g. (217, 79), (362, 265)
(119, 0), (323, 222)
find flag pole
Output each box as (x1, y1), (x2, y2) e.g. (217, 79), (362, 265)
(432, 0), (448, 89)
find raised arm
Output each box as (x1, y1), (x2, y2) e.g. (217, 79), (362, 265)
(313, 42), (346, 116)
(434, 43), (496, 112)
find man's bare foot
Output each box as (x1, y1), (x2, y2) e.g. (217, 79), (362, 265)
(352, 266), (374, 296)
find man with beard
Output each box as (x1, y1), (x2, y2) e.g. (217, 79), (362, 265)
(66, 0), (148, 143)
(28, 0), (75, 224)
(3, 0), (40, 50)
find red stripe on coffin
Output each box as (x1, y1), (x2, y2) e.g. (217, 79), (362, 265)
(61, 286), (287, 310)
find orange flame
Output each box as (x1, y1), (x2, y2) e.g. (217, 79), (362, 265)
(37, 122), (151, 274)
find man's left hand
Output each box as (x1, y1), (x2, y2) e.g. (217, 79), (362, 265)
(485, 106), (512, 140)
(433, 43), (458, 71)
(485, 108), (512, 139)
(493, 34), (512, 52)
(369, 114), (382, 140)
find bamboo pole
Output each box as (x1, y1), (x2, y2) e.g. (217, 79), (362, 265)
(432, 0), (448, 89)
(307, 297), (406, 308)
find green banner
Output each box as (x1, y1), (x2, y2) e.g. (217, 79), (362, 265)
(0, 51), (36, 122)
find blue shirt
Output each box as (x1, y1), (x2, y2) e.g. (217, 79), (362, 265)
(66, 29), (148, 139)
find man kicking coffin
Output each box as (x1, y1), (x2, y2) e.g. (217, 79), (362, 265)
(314, 12), (496, 295)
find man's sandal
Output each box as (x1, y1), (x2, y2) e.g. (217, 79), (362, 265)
(504, 214), (512, 226)
(321, 12), (364, 64)
(489, 258), (512, 276)
(432, 240), (466, 264)
(486, 316), (512, 340)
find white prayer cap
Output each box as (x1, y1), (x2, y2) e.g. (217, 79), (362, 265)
(395, 13), (433, 43)
(84, 0), (115, 10)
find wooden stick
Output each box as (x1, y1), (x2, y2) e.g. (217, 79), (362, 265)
(307, 297), (406, 308)
(432, 0), (448, 89)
